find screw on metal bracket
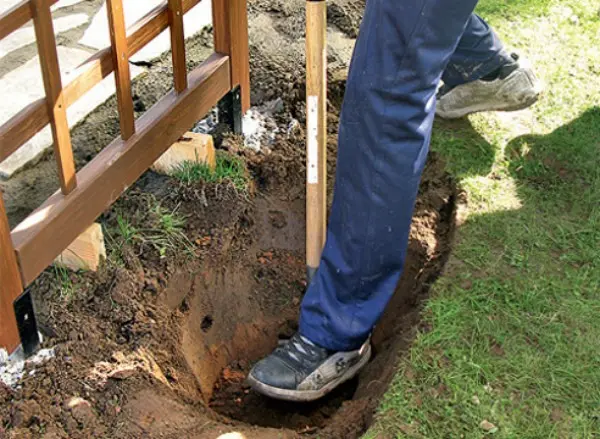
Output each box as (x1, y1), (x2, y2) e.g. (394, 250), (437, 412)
(13, 291), (40, 357)
(218, 86), (243, 135)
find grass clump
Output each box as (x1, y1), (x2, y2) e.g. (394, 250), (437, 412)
(52, 264), (76, 301)
(106, 195), (194, 262)
(173, 151), (249, 191)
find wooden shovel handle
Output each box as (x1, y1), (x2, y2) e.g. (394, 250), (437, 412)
(306, 0), (327, 282)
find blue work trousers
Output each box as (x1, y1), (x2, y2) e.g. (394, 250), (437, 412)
(299, 1), (511, 351)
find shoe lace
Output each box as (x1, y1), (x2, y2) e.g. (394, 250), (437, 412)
(276, 333), (328, 369)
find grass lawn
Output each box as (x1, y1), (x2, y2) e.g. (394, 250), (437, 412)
(366, 0), (600, 437)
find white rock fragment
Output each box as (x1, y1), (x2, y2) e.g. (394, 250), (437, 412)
(0, 344), (55, 388)
(480, 420), (498, 433)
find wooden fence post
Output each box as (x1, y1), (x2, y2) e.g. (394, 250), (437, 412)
(31, 0), (77, 195)
(0, 194), (24, 354)
(212, 0), (250, 112)
(107, 0), (135, 140)
(168, 0), (188, 93)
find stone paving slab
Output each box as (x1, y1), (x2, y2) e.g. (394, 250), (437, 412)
(0, 0), (84, 13)
(51, 0), (86, 11)
(0, 13), (88, 60)
(0, 46), (144, 178)
(80, 0), (212, 63)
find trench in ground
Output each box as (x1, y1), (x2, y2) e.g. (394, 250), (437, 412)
(156, 154), (457, 438)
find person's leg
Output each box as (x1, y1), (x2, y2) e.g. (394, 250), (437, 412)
(437, 14), (543, 118)
(442, 14), (513, 87)
(248, 0), (479, 401)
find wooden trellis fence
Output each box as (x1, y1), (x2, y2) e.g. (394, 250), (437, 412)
(0, 0), (249, 355)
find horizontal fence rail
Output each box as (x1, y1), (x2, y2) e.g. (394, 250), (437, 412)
(0, 0), (60, 40)
(0, 0), (250, 354)
(0, 0), (204, 163)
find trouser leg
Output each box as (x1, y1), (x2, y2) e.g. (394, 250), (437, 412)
(299, 0), (480, 352)
(442, 14), (513, 87)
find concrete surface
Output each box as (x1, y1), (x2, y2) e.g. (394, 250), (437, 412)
(0, 46), (143, 177)
(0, 13), (88, 60)
(79, 0), (212, 63)
(0, 0), (211, 177)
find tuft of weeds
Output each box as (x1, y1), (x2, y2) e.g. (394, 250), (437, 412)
(116, 214), (139, 244)
(142, 203), (195, 258)
(52, 264), (75, 301)
(173, 151), (249, 191)
(106, 195), (195, 262)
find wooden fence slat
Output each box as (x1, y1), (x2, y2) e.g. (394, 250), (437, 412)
(31, 0), (77, 195)
(211, 0), (250, 112)
(168, 0), (187, 93)
(211, 0), (230, 54)
(229, 0), (250, 111)
(0, 0), (59, 41)
(0, 194), (24, 354)
(107, 0), (135, 140)
(12, 54), (231, 286)
(0, 0), (203, 162)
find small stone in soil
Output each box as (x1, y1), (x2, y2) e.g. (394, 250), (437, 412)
(108, 366), (137, 380)
(480, 420), (497, 432)
(67, 397), (96, 426)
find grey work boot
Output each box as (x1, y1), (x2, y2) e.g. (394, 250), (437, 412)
(247, 333), (371, 402)
(436, 53), (543, 119)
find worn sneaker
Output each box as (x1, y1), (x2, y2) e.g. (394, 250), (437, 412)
(436, 53), (543, 119)
(247, 333), (371, 402)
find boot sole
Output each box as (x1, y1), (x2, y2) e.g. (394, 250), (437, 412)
(247, 344), (372, 402)
(436, 92), (540, 119)
(436, 66), (544, 120)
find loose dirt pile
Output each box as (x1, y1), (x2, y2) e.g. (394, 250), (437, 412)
(0, 1), (458, 438)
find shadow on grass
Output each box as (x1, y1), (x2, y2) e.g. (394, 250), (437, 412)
(506, 107), (600, 195)
(431, 117), (496, 180)
(429, 107), (600, 276)
(381, 109), (600, 439)
(434, 106), (600, 201)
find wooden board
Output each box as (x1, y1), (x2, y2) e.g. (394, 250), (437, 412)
(31, 0), (77, 194)
(12, 54), (231, 286)
(168, 0), (188, 93)
(0, 195), (23, 354)
(152, 132), (216, 174)
(305, 0), (327, 273)
(0, 0), (60, 41)
(229, 0), (250, 112)
(55, 223), (106, 272)
(107, 0), (135, 140)
(0, 0), (202, 163)
(211, 0), (250, 112)
(211, 0), (230, 54)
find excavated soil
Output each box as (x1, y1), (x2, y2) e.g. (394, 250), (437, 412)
(1, 1), (458, 438)
(0, 103), (456, 438)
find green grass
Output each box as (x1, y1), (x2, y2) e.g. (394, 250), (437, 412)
(367, 0), (600, 437)
(52, 264), (75, 301)
(173, 151), (249, 190)
(106, 196), (194, 261)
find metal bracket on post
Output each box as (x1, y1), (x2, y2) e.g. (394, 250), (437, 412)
(13, 291), (40, 357)
(218, 86), (243, 135)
